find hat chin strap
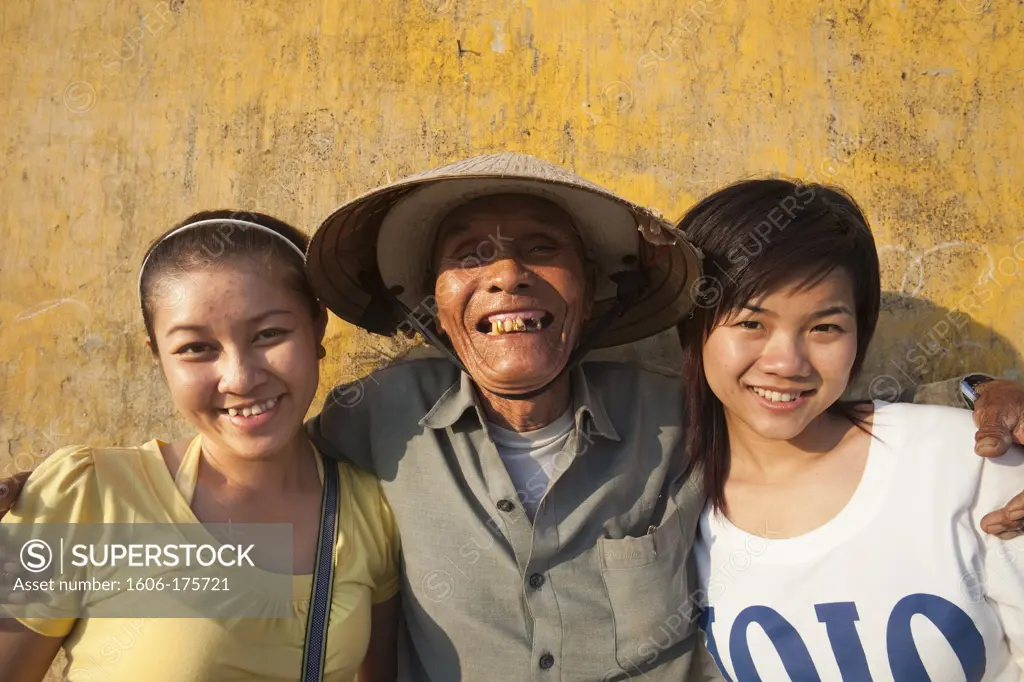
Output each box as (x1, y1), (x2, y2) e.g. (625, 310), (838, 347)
(386, 268), (649, 402)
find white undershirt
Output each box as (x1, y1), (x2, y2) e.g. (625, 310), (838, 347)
(488, 409), (574, 520)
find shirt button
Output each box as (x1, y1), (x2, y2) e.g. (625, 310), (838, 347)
(529, 573), (545, 588)
(539, 653), (555, 669)
(496, 499), (515, 512)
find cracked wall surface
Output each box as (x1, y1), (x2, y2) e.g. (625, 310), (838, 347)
(2, 0), (1023, 482)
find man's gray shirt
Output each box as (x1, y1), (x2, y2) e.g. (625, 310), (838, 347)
(309, 357), (709, 681)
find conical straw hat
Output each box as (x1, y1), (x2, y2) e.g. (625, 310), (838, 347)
(306, 152), (703, 348)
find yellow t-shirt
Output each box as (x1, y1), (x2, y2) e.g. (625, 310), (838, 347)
(1, 439), (400, 682)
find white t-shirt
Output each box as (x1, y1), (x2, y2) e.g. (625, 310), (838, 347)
(488, 409), (574, 519)
(695, 401), (1024, 681)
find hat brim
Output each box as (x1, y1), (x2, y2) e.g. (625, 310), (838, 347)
(307, 160), (703, 348)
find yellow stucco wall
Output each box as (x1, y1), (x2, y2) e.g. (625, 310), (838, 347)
(3, 0), (1023, 481)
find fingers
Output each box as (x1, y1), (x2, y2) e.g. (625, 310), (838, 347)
(973, 380), (1024, 457)
(1014, 422), (1024, 452)
(981, 518), (1024, 539)
(0, 472), (31, 517)
(981, 515), (1024, 538)
(981, 490), (1024, 537)
(996, 530), (1024, 540)
(975, 427), (1012, 458)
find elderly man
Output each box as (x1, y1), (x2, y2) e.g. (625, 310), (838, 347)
(302, 153), (719, 679)
(2, 153), (1023, 681)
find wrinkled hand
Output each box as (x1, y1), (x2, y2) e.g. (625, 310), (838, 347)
(0, 472), (30, 520)
(981, 491), (1024, 540)
(973, 380), (1024, 539)
(973, 380), (1024, 458)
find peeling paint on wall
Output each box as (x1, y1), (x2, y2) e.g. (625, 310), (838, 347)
(491, 20), (507, 53)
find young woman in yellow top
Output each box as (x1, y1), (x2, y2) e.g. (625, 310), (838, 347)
(0, 211), (400, 682)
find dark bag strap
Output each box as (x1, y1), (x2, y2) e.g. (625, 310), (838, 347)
(300, 456), (341, 682)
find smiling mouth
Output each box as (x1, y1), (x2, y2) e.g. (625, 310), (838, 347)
(218, 396), (281, 418)
(749, 386), (815, 403)
(476, 310), (555, 335)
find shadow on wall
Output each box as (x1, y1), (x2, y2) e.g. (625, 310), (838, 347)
(847, 292), (1023, 402)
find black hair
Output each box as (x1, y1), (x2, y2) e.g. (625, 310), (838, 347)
(676, 179), (881, 513)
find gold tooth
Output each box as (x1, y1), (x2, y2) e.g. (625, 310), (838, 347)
(514, 317), (526, 331)
(492, 320), (501, 335)
(503, 319), (514, 333)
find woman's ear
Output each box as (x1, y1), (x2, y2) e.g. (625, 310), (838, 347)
(145, 336), (170, 384)
(315, 304), (329, 343)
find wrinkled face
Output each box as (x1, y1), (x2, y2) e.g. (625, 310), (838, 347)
(432, 195), (594, 395)
(148, 259), (324, 460)
(702, 269), (859, 442)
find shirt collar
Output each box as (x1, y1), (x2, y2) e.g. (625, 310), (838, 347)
(419, 370), (478, 430)
(419, 364), (621, 444)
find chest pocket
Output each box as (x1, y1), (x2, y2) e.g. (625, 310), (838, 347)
(599, 506), (698, 670)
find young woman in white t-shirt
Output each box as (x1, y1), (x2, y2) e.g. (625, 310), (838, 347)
(678, 179), (1024, 681)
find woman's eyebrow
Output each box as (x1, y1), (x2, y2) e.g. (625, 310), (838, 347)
(165, 323), (208, 336)
(740, 304), (853, 318)
(164, 309), (294, 336)
(251, 309), (297, 323)
(810, 305), (854, 319)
